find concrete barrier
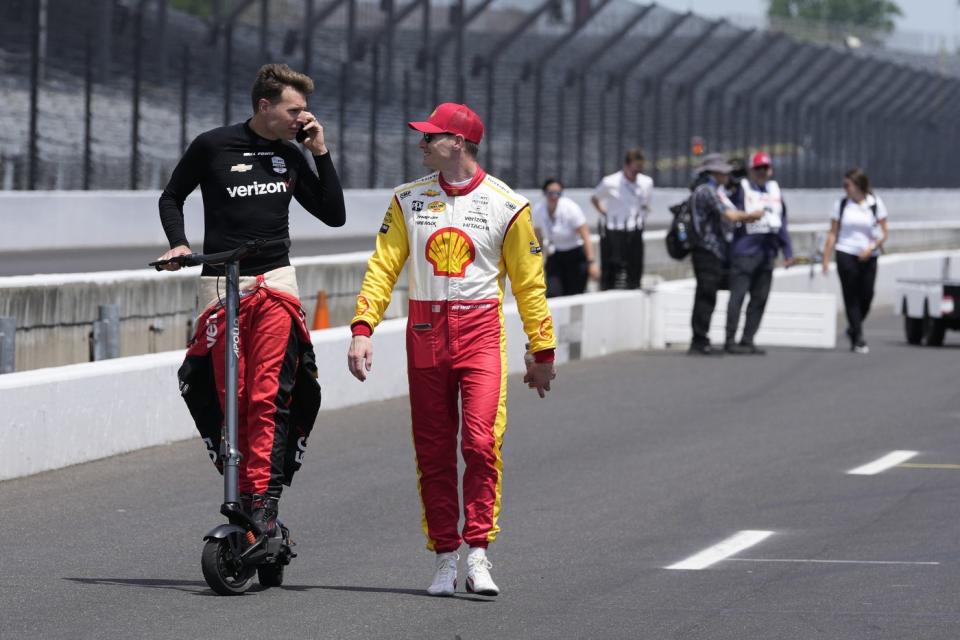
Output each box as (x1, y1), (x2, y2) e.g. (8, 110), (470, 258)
(651, 288), (837, 349)
(649, 248), (960, 350)
(2, 221), (956, 371)
(4, 249), (955, 482)
(0, 290), (646, 481)
(2, 188), (958, 252)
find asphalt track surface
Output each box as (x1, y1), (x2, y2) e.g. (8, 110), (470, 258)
(3, 313), (959, 639)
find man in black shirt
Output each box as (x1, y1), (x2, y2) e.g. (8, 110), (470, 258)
(157, 64), (345, 536)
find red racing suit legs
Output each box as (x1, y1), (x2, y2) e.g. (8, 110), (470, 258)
(407, 299), (507, 553)
(209, 288), (299, 499)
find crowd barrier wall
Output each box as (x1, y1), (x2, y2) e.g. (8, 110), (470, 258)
(2, 221), (958, 371)
(3, 249), (956, 481)
(652, 248), (960, 349)
(0, 290), (645, 481)
(2, 188), (958, 252)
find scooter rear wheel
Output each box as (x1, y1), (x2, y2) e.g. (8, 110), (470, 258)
(201, 535), (256, 595)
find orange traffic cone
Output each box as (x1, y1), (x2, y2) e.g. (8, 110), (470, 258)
(312, 290), (330, 330)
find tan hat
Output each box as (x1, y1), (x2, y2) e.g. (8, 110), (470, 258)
(696, 153), (733, 174)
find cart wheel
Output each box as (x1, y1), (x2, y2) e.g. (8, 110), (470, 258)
(923, 316), (946, 347)
(201, 535), (256, 595)
(257, 563), (285, 587)
(904, 316), (923, 345)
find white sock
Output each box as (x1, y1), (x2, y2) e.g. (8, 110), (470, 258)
(468, 547), (486, 561)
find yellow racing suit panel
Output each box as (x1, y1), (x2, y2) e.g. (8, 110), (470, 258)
(500, 205), (556, 354)
(352, 196), (409, 331)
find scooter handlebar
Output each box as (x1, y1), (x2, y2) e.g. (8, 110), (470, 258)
(149, 238), (290, 271)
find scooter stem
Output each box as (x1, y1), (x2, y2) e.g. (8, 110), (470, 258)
(222, 260), (241, 505)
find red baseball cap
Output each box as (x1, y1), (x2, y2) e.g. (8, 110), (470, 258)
(408, 103), (484, 144)
(750, 151), (772, 168)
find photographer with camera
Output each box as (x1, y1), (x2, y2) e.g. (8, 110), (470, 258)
(687, 154), (763, 355)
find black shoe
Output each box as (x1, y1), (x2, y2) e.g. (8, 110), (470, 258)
(688, 343), (722, 356)
(738, 342), (766, 355)
(724, 342), (749, 354)
(250, 494), (279, 537)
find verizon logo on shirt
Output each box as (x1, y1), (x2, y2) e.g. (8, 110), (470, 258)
(226, 181), (289, 198)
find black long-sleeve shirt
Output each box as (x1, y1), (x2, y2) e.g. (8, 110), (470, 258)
(158, 120), (346, 276)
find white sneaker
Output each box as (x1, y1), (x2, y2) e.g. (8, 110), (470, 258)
(465, 548), (500, 596)
(426, 552), (458, 596)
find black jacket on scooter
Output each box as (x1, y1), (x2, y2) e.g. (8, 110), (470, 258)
(177, 291), (322, 486)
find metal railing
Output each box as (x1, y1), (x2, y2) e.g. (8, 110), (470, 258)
(1, 0), (958, 191)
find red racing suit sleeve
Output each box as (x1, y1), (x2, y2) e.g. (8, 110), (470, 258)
(351, 196), (409, 335)
(501, 204), (556, 359)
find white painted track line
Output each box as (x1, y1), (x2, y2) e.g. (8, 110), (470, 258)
(731, 558), (939, 566)
(666, 530), (774, 571)
(847, 450), (919, 475)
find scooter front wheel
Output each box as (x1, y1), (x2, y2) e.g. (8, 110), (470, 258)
(201, 535), (256, 595)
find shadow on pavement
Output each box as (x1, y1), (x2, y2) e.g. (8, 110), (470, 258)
(64, 578), (493, 602)
(288, 584), (493, 602)
(65, 577), (209, 594)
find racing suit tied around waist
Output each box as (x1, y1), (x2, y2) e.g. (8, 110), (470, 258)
(198, 265), (300, 315)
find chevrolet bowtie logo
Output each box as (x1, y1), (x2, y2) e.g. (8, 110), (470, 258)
(230, 163), (253, 172)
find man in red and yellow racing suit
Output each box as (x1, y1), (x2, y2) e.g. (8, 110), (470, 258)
(347, 103), (556, 597)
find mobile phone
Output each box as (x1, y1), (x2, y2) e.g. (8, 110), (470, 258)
(296, 123), (308, 143)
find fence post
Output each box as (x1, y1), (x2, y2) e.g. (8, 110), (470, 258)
(90, 304), (121, 361)
(180, 46), (190, 153)
(83, 31), (93, 190)
(129, 0), (143, 190)
(369, 44), (380, 188)
(0, 317), (15, 374)
(28, 0), (42, 190)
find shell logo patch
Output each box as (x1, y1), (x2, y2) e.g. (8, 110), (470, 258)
(427, 201), (446, 213)
(538, 316), (553, 339)
(425, 227), (476, 278)
(355, 295), (370, 316)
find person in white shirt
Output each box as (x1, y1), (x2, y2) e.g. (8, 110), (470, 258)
(533, 179), (599, 297)
(821, 167), (890, 354)
(590, 147), (654, 290)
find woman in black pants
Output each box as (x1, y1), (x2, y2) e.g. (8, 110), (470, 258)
(821, 168), (890, 354)
(532, 179), (599, 297)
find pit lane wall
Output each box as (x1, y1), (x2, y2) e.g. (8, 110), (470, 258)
(2, 188), (959, 252)
(4, 248), (959, 482)
(3, 222), (958, 371)
(0, 290), (645, 482)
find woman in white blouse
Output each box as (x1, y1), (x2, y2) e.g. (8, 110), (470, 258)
(821, 168), (889, 354)
(532, 179), (599, 297)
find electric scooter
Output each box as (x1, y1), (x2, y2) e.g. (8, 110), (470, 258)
(151, 238), (295, 595)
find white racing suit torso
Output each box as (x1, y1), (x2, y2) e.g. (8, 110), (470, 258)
(741, 178), (783, 235)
